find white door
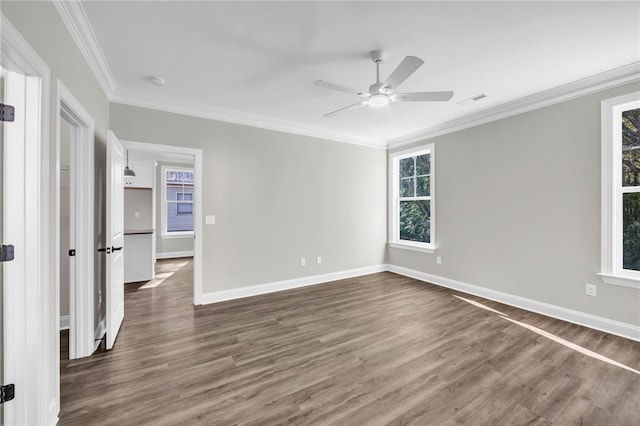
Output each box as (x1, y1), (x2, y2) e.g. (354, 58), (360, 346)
(0, 67), (6, 426)
(105, 131), (125, 350)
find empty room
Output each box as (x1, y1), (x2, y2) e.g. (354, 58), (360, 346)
(1, 1), (639, 425)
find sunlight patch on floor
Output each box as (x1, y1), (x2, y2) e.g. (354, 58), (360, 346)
(140, 260), (189, 289)
(501, 316), (640, 375)
(454, 295), (639, 375)
(453, 295), (509, 316)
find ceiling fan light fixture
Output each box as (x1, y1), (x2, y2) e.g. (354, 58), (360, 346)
(369, 93), (389, 108)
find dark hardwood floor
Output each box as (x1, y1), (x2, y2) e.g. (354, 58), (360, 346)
(60, 259), (640, 425)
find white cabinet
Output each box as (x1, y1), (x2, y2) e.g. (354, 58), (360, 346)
(124, 161), (154, 188)
(124, 232), (154, 283)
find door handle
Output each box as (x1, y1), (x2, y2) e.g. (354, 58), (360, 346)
(112, 246), (123, 252)
(97, 247), (111, 254)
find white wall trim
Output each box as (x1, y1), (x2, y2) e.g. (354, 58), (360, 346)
(156, 251), (194, 260)
(387, 264), (640, 342)
(50, 1), (385, 150)
(600, 92), (640, 288)
(56, 80), (96, 361)
(59, 316), (70, 331)
(388, 62), (640, 149)
(1, 13), (53, 426)
(52, 0), (638, 153)
(199, 264), (388, 305)
(111, 91), (383, 149)
(52, 0), (116, 98)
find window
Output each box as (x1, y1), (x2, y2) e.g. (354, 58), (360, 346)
(389, 145), (435, 252)
(601, 92), (640, 288)
(162, 167), (194, 236)
(176, 192), (193, 215)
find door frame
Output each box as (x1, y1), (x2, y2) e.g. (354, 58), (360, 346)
(1, 14), (54, 426)
(120, 140), (203, 304)
(55, 81), (95, 360)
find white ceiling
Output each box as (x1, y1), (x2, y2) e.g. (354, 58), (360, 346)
(79, 1), (640, 147)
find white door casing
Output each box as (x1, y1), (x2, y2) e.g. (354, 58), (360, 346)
(1, 16), (53, 423)
(56, 80), (95, 360)
(105, 131), (125, 350)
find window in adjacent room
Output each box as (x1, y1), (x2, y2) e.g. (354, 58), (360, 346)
(162, 166), (194, 236)
(601, 92), (640, 288)
(389, 144), (435, 252)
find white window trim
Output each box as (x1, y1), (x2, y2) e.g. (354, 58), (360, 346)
(600, 92), (640, 289)
(389, 144), (436, 253)
(161, 165), (194, 237)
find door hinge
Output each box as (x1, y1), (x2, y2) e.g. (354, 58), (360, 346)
(0, 384), (15, 404)
(0, 244), (15, 262)
(0, 103), (15, 122)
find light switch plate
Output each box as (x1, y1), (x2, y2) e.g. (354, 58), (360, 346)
(206, 215), (216, 225)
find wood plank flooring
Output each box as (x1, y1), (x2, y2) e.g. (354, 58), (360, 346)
(60, 260), (640, 425)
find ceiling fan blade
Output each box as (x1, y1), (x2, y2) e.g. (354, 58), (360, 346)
(314, 80), (368, 97)
(323, 101), (368, 118)
(383, 56), (424, 90)
(393, 91), (454, 102)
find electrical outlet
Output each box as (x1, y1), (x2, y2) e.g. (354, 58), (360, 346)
(316, 256), (322, 264)
(585, 283), (597, 297)
(436, 256), (442, 265)
(300, 257), (306, 266)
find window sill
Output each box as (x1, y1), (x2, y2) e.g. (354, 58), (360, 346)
(161, 232), (194, 239)
(388, 242), (435, 254)
(598, 273), (640, 289)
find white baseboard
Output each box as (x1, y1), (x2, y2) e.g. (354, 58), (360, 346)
(93, 318), (106, 352)
(156, 250), (194, 259)
(388, 264), (640, 342)
(59, 315), (69, 330)
(199, 264), (388, 305)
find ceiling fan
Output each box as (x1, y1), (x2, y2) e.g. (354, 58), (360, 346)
(315, 50), (454, 118)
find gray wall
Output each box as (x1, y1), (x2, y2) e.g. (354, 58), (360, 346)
(389, 82), (640, 327)
(156, 161), (194, 256)
(124, 189), (153, 230)
(3, 1), (110, 334)
(110, 104), (388, 292)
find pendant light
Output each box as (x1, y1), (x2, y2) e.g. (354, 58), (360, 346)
(124, 150), (135, 177)
(124, 150), (135, 185)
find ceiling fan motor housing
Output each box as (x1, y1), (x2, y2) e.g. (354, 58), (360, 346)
(369, 81), (385, 94)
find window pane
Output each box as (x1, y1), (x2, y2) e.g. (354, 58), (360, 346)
(416, 175), (430, 197)
(399, 157), (415, 178)
(176, 192), (193, 201)
(623, 192), (640, 271)
(165, 169), (194, 184)
(399, 200), (430, 243)
(167, 202), (193, 232)
(400, 177), (414, 197)
(416, 154), (430, 175)
(622, 108), (640, 187)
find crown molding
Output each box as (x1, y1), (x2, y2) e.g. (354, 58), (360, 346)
(388, 62), (640, 150)
(51, 1), (638, 151)
(111, 87), (385, 149)
(52, 0), (116, 98)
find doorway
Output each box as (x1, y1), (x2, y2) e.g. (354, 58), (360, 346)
(56, 81), (96, 361)
(120, 140), (203, 305)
